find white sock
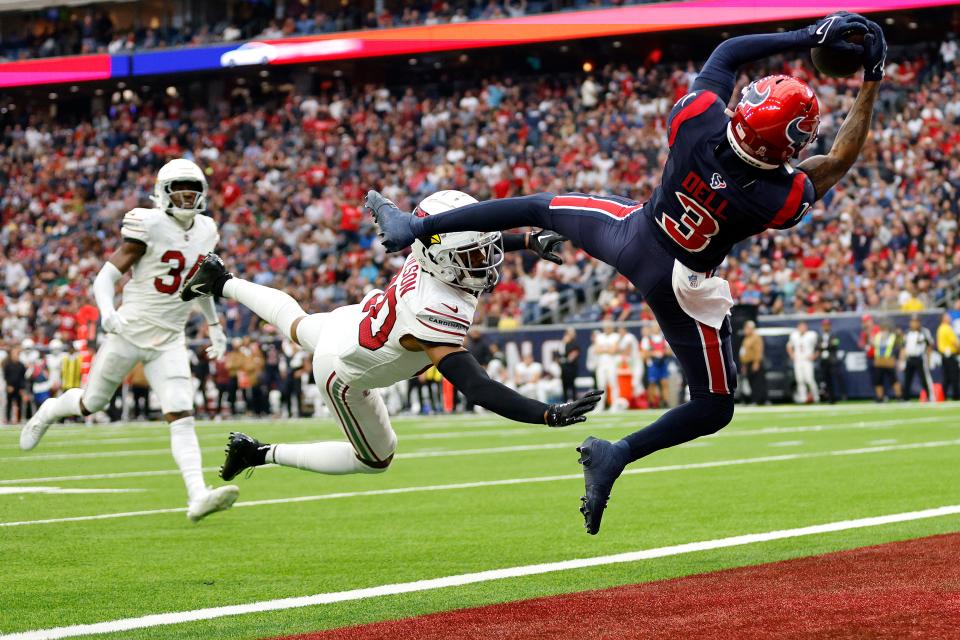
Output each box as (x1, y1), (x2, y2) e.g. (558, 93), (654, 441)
(222, 278), (306, 343)
(43, 387), (84, 421)
(169, 417), (207, 502)
(269, 442), (384, 475)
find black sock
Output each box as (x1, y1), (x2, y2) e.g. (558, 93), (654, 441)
(212, 273), (232, 297)
(618, 394), (734, 463)
(252, 443), (270, 466)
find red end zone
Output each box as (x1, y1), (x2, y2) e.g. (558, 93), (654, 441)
(274, 533), (960, 639)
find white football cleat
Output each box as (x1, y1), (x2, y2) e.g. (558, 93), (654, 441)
(20, 400), (56, 451)
(186, 485), (240, 523)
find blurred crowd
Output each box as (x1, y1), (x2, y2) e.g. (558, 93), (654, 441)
(2, 0), (646, 61)
(2, 34), (960, 421)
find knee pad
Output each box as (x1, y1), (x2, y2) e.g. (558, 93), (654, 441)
(690, 392), (735, 436)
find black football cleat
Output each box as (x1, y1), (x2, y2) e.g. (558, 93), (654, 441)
(180, 253), (232, 301)
(364, 190), (417, 253)
(220, 432), (271, 481)
(577, 436), (627, 535)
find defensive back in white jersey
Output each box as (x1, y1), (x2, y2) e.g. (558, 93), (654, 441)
(119, 207), (220, 349)
(315, 254), (479, 390)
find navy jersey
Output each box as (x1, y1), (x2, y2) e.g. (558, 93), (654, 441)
(644, 90), (817, 272)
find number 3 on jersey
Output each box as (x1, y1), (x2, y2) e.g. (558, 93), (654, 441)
(358, 284), (399, 350)
(154, 251), (204, 295)
(658, 192), (720, 253)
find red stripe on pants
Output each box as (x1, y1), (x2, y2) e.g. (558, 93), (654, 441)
(549, 195), (641, 218)
(698, 322), (729, 394)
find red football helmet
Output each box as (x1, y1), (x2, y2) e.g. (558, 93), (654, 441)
(727, 75), (820, 169)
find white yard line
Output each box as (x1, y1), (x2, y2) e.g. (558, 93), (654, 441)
(0, 468), (220, 485)
(2, 438), (957, 529)
(0, 443), (577, 485)
(2, 415), (955, 465)
(0, 420), (952, 486)
(3, 503), (960, 640)
(0, 419), (952, 485)
(0, 487), (143, 495)
(0, 401), (955, 437)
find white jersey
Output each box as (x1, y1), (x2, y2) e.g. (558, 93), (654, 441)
(329, 255), (478, 389)
(514, 360), (543, 385)
(594, 332), (620, 361)
(788, 330), (819, 361)
(618, 331), (641, 367)
(117, 207), (219, 349)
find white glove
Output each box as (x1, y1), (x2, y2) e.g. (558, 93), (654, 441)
(101, 309), (127, 334)
(207, 324), (227, 360)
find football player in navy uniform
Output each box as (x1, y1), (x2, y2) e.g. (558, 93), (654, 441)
(368, 13), (886, 534)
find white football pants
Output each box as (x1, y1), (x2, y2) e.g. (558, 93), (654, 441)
(793, 359), (819, 403)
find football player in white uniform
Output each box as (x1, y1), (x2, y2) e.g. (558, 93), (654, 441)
(20, 159), (240, 522)
(180, 190), (603, 481)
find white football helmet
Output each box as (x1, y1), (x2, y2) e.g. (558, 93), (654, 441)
(152, 158), (208, 224)
(411, 190), (503, 293)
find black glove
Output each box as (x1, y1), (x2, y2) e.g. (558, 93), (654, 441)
(862, 20), (887, 81)
(545, 390), (604, 427)
(528, 230), (567, 265)
(802, 12), (868, 53)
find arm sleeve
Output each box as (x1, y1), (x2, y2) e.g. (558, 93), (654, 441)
(437, 351), (548, 424)
(92, 262), (123, 318)
(196, 295), (220, 326)
(502, 232), (527, 253)
(693, 31), (808, 103)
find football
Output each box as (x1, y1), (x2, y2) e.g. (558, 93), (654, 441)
(811, 32), (866, 77)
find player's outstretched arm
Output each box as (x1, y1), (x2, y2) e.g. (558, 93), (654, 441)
(419, 341), (603, 426)
(694, 13), (868, 103)
(798, 21), (886, 200)
(93, 240), (145, 334)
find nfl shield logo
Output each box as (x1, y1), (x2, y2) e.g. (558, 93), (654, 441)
(710, 173), (726, 190)
(688, 274), (700, 288)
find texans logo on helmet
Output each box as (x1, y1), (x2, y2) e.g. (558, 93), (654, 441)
(785, 116), (817, 156)
(742, 82), (770, 107)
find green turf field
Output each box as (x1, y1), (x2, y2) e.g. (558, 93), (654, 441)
(1, 402), (959, 639)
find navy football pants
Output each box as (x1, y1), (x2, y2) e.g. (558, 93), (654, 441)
(418, 192), (737, 463)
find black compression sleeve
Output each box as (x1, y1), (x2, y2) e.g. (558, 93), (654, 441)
(437, 351), (548, 424)
(502, 232), (527, 253)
